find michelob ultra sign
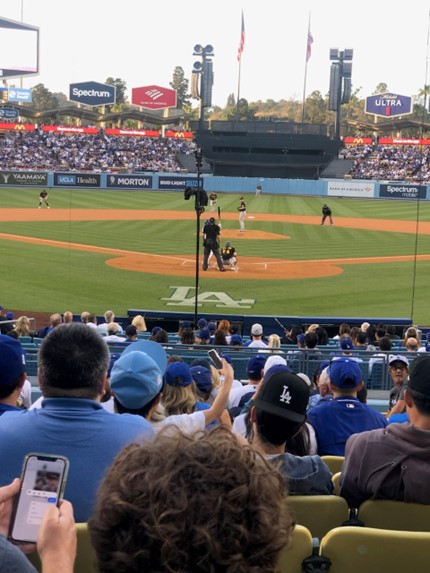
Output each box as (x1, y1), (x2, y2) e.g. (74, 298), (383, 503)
(365, 92), (412, 117)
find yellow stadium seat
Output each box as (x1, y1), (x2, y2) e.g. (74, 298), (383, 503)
(319, 526), (430, 573)
(28, 522), (97, 573)
(277, 524), (313, 573)
(331, 471), (341, 496)
(358, 499), (430, 532)
(320, 455), (344, 474)
(286, 495), (350, 540)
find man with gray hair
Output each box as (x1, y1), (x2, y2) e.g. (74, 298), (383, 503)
(0, 323), (153, 521)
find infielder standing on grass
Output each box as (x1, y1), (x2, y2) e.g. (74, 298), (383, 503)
(237, 196), (246, 231)
(38, 189), (50, 209)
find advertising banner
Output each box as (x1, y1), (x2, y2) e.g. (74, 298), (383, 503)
(131, 85), (177, 110)
(7, 88), (32, 102)
(69, 82), (116, 106)
(0, 171), (48, 186)
(158, 176), (199, 190)
(54, 173), (101, 187)
(327, 181), (375, 198)
(380, 183), (426, 199)
(365, 92), (413, 117)
(107, 174), (153, 189)
(0, 107), (19, 119)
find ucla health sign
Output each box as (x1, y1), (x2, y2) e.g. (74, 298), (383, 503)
(54, 173), (101, 187)
(365, 92), (412, 118)
(69, 81), (116, 106)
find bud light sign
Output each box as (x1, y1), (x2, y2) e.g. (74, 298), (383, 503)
(365, 92), (412, 118)
(69, 81), (116, 106)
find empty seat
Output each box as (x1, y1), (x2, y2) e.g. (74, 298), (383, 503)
(358, 499), (430, 532)
(319, 525), (430, 573)
(286, 495), (350, 541)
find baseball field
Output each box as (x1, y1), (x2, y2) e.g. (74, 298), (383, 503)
(1, 186), (430, 324)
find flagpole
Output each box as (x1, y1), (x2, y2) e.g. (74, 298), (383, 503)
(236, 59), (242, 121)
(236, 10), (245, 121)
(301, 13), (312, 127)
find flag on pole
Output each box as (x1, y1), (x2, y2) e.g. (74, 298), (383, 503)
(306, 27), (314, 62)
(237, 11), (245, 62)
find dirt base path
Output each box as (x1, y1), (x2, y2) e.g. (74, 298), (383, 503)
(1, 208), (429, 280)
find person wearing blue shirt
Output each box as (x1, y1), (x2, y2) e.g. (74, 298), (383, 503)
(0, 335), (27, 416)
(307, 357), (387, 456)
(0, 323), (154, 522)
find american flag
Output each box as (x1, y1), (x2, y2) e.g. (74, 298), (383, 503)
(306, 29), (314, 62)
(237, 11), (245, 62)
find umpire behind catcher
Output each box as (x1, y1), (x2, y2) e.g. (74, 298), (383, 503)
(202, 217), (226, 272)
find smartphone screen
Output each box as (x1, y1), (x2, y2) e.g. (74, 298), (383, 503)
(9, 453), (69, 544)
(207, 349), (223, 369)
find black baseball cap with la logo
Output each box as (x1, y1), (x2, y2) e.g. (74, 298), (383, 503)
(254, 365), (309, 423)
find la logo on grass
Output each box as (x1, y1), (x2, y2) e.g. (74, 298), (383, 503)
(162, 286), (255, 309)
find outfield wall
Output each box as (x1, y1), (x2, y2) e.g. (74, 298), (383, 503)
(1, 170), (428, 200)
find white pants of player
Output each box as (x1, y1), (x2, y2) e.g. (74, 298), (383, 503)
(210, 201), (216, 212)
(239, 211), (246, 231)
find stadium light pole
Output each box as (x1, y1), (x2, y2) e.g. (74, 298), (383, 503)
(194, 148), (204, 326)
(192, 44), (214, 131)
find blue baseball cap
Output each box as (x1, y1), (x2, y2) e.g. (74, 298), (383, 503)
(230, 334), (243, 345)
(165, 361), (193, 387)
(199, 328), (211, 341)
(328, 357), (362, 388)
(110, 352), (163, 409)
(247, 354), (267, 380)
(197, 318), (208, 329)
(340, 337), (354, 351)
(0, 334), (26, 386)
(109, 340), (168, 409)
(191, 366), (212, 392)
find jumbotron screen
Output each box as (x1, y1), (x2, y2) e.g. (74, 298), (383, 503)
(0, 17), (39, 79)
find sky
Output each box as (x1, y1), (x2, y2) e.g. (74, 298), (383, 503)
(1, 0), (430, 109)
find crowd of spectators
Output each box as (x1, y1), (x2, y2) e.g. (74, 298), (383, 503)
(343, 143), (430, 181)
(0, 128), (196, 173)
(3, 128), (430, 181)
(0, 309), (429, 570)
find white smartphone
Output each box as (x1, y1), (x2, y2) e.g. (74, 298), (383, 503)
(207, 349), (223, 369)
(9, 453), (69, 544)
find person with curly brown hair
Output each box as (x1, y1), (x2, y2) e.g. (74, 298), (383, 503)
(88, 426), (294, 573)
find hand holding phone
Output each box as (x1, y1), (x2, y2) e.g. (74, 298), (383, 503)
(207, 349), (223, 370)
(9, 454), (69, 544)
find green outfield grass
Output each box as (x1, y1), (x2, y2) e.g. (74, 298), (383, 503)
(1, 187), (429, 323)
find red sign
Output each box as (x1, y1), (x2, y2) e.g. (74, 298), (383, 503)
(131, 85), (177, 110)
(42, 125), (98, 134)
(105, 128), (160, 137)
(164, 130), (194, 139)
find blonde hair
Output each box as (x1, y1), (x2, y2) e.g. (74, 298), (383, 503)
(14, 316), (32, 337)
(131, 315), (147, 332)
(268, 334), (281, 349)
(210, 365), (221, 390)
(162, 382), (198, 416)
(306, 324), (320, 334)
